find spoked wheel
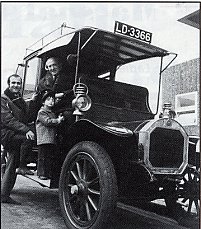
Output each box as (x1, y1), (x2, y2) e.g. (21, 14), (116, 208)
(59, 141), (118, 229)
(165, 166), (200, 219)
(177, 166), (200, 216)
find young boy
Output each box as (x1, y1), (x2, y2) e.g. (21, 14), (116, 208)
(36, 90), (64, 180)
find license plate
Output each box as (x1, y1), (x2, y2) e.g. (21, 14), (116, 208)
(114, 21), (152, 43)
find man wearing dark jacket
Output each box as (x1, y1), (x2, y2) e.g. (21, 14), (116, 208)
(1, 74), (35, 204)
(37, 57), (74, 96)
(30, 56), (74, 121)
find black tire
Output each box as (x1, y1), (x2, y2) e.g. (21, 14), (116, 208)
(59, 141), (118, 229)
(165, 166), (200, 218)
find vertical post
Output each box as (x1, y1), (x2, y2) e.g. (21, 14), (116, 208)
(155, 56), (163, 115)
(15, 65), (19, 74)
(75, 32), (81, 84)
(154, 53), (177, 115)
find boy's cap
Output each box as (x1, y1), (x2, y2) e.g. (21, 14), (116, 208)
(42, 90), (55, 102)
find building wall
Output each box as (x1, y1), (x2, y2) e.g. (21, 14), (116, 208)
(162, 58), (200, 136)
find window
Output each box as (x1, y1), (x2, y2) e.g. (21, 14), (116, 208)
(23, 57), (40, 100)
(175, 91), (198, 126)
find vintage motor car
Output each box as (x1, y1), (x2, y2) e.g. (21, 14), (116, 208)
(2, 22), (199, 229)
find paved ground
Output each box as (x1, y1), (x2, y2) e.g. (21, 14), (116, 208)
(1, 175), (199, 229)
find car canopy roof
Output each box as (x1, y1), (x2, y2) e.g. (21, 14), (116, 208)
(26, 27), (170, 75)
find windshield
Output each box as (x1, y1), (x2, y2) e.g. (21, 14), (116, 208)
(23, 57), (41, 99)
(116, 57), (161, 113)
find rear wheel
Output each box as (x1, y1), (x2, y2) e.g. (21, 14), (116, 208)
(59, 141), (118, 229)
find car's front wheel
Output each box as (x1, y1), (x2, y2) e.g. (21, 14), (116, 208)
(164, 166), (199, 228)
(165, 166), (200, 217)
(59, 141), (118, 229)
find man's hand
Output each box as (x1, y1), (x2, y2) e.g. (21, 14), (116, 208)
(55, 93), (64, 98)
(55, 93), (64, 104)
(26, 130), (35, 140)
(57, 113), (64, 123)
(31, 92), (39, 101)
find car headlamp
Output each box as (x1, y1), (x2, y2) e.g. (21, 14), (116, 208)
(72, 94), (91, 112)
(72, 83), (92, 116)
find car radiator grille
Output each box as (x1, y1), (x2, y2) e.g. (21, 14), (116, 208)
(149, 127), (184, 168)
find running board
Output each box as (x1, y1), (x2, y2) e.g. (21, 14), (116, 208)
(20, 171), (51, 188)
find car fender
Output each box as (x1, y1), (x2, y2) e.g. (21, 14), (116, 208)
(65, 118), (138, 165)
